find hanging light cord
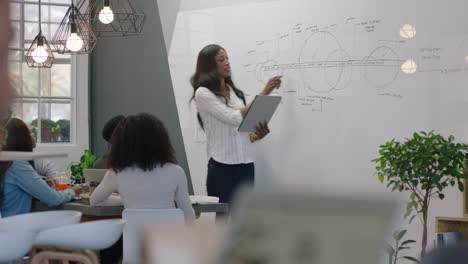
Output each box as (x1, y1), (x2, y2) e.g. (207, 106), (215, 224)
(38, 0), (42, 34)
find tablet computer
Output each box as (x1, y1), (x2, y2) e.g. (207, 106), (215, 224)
(238, 95), (282, 133)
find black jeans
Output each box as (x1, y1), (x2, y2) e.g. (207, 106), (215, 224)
(206, 158), (255, 206)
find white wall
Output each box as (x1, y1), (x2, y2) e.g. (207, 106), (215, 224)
(156, 0), (181, 52)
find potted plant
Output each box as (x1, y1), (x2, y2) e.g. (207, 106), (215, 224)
(30, 118), (59, 142)
(386, 229), (418, 264)
(373, 131), (468, 256)
(69, 150), (97, 184)
(56, 119), (70, 142)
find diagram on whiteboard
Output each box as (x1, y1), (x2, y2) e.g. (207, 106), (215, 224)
(240, 18), (413, 111)
(243, 19), (408, 92)
(241, 18), (468, 113)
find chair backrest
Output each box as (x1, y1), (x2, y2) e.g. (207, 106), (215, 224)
(35, 219), (126, 250)
(0, 231), (36, 262)
(0, 210), (82, 233)
(122, 209), (185, 264)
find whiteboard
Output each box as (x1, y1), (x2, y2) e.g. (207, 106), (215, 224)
(168, 0), (468, 198)
(169, 0), (468, 197)
(167, 1), (468, 256)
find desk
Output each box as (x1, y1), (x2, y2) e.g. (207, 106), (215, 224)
(32, 200), (229, 219)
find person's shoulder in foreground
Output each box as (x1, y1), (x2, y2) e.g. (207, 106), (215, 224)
(421, 242), (468, 264)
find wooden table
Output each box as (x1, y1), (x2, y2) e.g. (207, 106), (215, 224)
(32, 200), (229, 221)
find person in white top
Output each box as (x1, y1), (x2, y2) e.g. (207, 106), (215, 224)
(90, 113), (195, 221)
(191, 44), (282, 209)
(90, 113), (195, 263)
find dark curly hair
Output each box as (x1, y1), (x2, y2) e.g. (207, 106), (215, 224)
(107, 113), (177, 172)
(102, 115), (125, 142)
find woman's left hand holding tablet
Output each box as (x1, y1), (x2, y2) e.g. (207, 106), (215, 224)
(250, 121), (270, 142)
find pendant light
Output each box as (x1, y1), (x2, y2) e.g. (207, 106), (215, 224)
(52, 1), (97, 54)
(85, 0), (146, 37)
(25, 0), (55, 68)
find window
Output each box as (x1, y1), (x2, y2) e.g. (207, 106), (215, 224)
(8, 0), (75, 144)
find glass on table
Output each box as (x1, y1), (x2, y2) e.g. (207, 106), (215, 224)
(54, 172), (70, 191)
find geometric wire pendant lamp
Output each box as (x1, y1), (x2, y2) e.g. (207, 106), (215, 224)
(84, 0), (146, 37)
(25, 0), (55, 68)
(52, 2), (97, 54)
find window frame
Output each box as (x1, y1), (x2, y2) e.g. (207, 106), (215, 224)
(9, 0), (89, 149)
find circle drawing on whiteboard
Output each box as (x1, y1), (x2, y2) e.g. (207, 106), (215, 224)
(401, 59), (417, 74)
(298, 31), (353, 93)
(324, 48), (353, 91)
(399, 24), (416, 39)
(362, 46), (400, 88)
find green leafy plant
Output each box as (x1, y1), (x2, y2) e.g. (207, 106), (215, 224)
(69, 150), (97, 184)
(30, 118), (61, 142)
(56, 119), (70, 142)
(373, 131), (468, 256)
(30, 118), (57, 129)
(386, 229), (419, 264)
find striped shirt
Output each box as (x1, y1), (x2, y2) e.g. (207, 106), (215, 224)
(194, 86), (254, 164)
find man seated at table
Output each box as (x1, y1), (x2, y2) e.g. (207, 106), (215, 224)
(93, 115), (125, 169)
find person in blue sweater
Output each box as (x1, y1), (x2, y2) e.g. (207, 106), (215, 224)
(0, 118), (82, 217)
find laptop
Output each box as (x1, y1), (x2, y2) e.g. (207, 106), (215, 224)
(215, 187), (397, 264)
(82, 169), (107, 183)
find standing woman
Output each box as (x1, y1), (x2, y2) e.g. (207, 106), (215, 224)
(191, 44), (282, 208)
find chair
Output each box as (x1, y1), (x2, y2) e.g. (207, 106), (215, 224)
(0, 231), (36, 262)
(0, 210), (82, 233)
(31, 219), (126, 264)
(0, 211), (82, 263)
(122, 209), (185, 264)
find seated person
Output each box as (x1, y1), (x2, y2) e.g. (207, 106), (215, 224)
(90, 113), (195, 222)
(32, 132), (58, 179)
(0, 118), (83, 217)
(90, 113), (194, 263)
(34, 158), (57, 179)
(421, 242), (468, 264)
(93, 115), (125, 169)
(2, 113), (58, 179)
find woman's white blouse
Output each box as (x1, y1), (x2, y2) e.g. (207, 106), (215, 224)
(194, 86), (254, 164)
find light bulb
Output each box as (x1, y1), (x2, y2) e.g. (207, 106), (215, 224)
(401, 59), (417, 74)
(31, 45), (48, 63)
(66, 33), (84, 52)
(98, 6), (114, 24)
(400, 24), (416, 39)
